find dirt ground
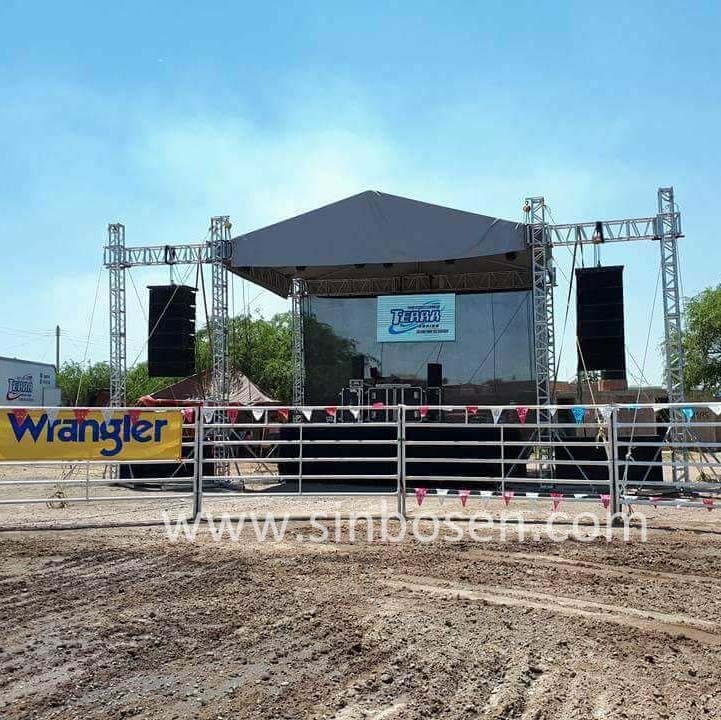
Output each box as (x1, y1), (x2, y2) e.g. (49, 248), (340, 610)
(2, 507), (721, 720)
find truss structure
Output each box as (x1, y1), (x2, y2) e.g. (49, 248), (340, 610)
(305, 269), (530, 297)
(291, 278), (307, 405)
(106, 224), (127, 407)
(103, 218), (232, 408)
(209, 216), (232, 405)
(524, 198), (555, 476)
(526, 187), (687, 482)
(657, 187), (689, 482)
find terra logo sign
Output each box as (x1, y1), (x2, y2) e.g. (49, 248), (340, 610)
(6, 374), (33, 402)
(377, 293), (456, 343)
(389, 302), (442, 334)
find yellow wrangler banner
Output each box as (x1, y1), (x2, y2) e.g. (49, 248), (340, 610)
(0, 409), (183, 462)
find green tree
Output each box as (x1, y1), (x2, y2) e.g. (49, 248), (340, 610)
(196, 312), (293, 403)
(303, 315), (359, 405)
(683, 284), (721, 394)
(56, 360), (110, 405)
(56, 360), (176, 405)
(56, 312), (294, 406)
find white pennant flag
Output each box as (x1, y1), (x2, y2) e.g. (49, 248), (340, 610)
(491, 407), (503, 424)
(652, 404), (665, 413)
(203, 408), (215, 423)
(708, 403), (721, 416)
(525, 491), (539, 506)
(350, 408), (361, 420)
(436, 488), (449, 505)
(574, 493), (587, 499)
(301, 408), (313, 421)
(47, 407), (60, 423)
(252, 408), (265, 422)
(600, 406), (613, 421)
(479, 490), (493, 499)
(549, 407), (557, 417)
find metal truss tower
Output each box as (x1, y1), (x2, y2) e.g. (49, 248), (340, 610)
(657, 187), (686, 404)
(209, 216), (232, 405)
(525, 197), (555, 474)
(657, 187), (688, 482)
(523, 186), (687, 485)
(103, 217), (232, 410)
(106, 224), (127, 407)
(291, 278), (307, 406)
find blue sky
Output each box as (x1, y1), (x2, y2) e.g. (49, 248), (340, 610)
(1, 1), (719, 385)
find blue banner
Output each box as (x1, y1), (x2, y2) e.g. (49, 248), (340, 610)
(376, 294), (456, 343)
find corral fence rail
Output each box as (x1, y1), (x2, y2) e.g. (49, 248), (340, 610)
(1, 402), (720, 526)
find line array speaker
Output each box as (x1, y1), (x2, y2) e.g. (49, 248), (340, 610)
(575, 266), (626, 379)
(147, 285), (196, 377)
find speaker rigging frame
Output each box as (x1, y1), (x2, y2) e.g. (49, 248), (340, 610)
(103, 216), (233, 408)
(526, 186), (688, 486)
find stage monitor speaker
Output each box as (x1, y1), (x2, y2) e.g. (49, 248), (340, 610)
(575, 266), (626, 378)
(427, 362), (443, 388)
(351, 354), (365, 380)
(147, 285), (196, 377)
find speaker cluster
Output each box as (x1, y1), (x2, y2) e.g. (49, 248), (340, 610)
(147, 285), (196, 377)
(575, 266), (626, 380)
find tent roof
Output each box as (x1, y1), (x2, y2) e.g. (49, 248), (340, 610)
(230, 191), (526, 296)
(143, 369), (276, 405)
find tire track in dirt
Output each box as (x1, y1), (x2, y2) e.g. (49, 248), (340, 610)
(386, 575), (721, 645)
(461, 548), (721, 588)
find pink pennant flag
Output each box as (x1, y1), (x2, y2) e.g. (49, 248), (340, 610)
(600, 494), (611, 510)
(277, 408), (289, 422)
(703, 498), (715, 512)
(372, 401), (384, 409)
(129, 409), (142, 425)
(415, 487), (427, 506)
(550, 492), (563, 511)
(503, 490), (514, 506)
(227, 407), (239, 424)
(181, 407), (194, 423)
(11, 408), (28, 424)
(325, 406), (337, 418)
(459, 489), (471, 507)
(73, 408), (89, 422)
(466, 406), (478, 416)
(516, 406), (529, 424)
(419, 405), (429, 418)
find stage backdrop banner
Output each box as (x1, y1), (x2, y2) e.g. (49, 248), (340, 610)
(377, 293), (456, 343)
(0, 409), (183, 462)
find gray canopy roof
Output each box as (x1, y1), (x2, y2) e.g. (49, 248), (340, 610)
(230, 190), (528, 297)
